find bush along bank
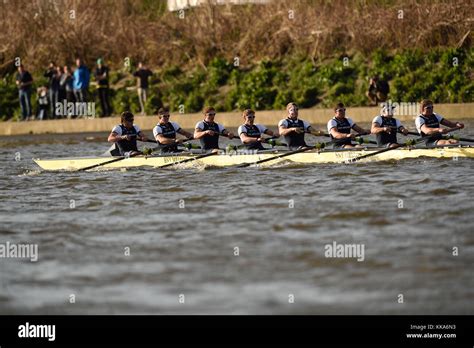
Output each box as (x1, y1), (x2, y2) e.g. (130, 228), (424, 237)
(0, 47), (472, 121)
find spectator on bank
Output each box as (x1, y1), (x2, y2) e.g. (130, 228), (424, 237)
(73, 58), (90, 105)
(94, 58), (111, 117)
(56, 66), (65, 105)
(133, 62), (153, 115)
(15, 64), (33, 121)
(366, 76), (389, 106)
(60, 65), (75, 118)
(44, 62), (60, 118)
(36, 86), (49, 121)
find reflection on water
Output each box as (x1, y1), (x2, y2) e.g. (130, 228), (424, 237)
(0, 127), (473, 314)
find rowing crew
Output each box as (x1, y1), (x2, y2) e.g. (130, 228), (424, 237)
(107, 99), (465, 156)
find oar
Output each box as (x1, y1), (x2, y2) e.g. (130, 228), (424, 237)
(404, 128), (461, 137)
(445, 134), (474, 143)
(348, 127), (461, 163)
(403, 130), (473, 143)
(236, 138), (335, 168)
(78, 151), (145, 171)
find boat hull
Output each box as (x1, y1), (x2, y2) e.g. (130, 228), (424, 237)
(33, 146), (474, 171)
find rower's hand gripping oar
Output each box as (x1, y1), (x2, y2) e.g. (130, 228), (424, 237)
(348, 127), (461, 163)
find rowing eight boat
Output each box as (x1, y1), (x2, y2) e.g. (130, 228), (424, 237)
(34, 146), (474, 171)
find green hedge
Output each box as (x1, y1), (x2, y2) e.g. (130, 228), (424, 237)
(0, 48), (472, 120)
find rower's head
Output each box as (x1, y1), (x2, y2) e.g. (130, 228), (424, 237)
(420, 99), (434, 116)
(138, 62), (144, 69)
(157, 107), (171, 124)
(96, 58), (103, 67)
(203, 107), (216, 123)
(381, 103), (395, 118)
(121, 111), (134, 129)
(334, 103), (346, 118)
(286, 102), (298, 119)
(243, 109), (256, 125)
(17, 64), (25, 73)
(75, 58), (82, 67)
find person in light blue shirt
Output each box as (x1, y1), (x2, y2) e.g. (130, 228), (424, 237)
(73, 58), (90, 104)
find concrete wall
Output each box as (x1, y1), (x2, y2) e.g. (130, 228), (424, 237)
(1, 103), (473, 136)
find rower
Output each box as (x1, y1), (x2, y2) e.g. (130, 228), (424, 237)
(278, 102), (324, 149)
(415, 99), (464, 147)
(107, 111), (148, 156)
(193, 107), (234, 151)
(238, 109), (277, 150)
(327, 103), (370, 148)
(153, 107), (193, 153)
(371, 104), (409, 148)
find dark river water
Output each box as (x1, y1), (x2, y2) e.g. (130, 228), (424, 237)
(1, 121), (473, 314)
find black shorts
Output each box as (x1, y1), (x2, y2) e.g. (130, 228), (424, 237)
(333, 142), (354, 149)
(424, 135), (443, 148)
(376, 142), (398, 148)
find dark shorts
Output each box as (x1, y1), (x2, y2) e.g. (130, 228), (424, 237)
(376, 142), (398, 148)
(423, 135), (443, 148)
(333, 142), (354, 149)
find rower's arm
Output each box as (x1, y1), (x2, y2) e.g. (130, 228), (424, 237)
(155, 134), (176, 144)
(240, 133), (259, 144)
(308, 129), (324, 136)
(441, 119), (464, 129)
(178, 129), (193, 139)
(330, 128), (352, 139)
(371, 122), (387, 134)
(108, 132), (123, 143)
(353, 124), (370, 135)
(398, 125), (409, 135)
(137, 131), (148, 141)
(222, 129), (234, 139)
(264, 129), (275, 136)
(193, 128), (207, 139)
(279, 125), (299, 136)
(420, 124), (443, 135)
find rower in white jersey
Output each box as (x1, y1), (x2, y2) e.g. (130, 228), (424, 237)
(371, 103), (409, 148)
(238, 109), (277, 150)
(278, 102), (324, 150)
(327, 103), (370, 148)
(415, 99), (465, 147)
(153, 107), (193, 153)
(194, 107), (234, 151)
(107, 111), (149, 156)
